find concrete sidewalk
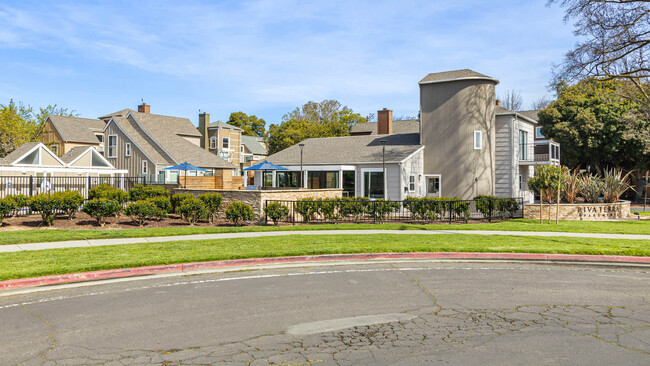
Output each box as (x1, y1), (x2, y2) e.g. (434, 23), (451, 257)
(1, 229), (649, 253)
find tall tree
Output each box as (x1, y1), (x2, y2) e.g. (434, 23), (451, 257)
(267, 100), (366, 154)
(538, 78), (649, 176)
(498, 90), (523, 110)
(227, 111), (266, 137)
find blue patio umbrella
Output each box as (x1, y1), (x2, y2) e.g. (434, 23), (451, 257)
(164, 162), (207, 187)
(243, 161), (288, 187)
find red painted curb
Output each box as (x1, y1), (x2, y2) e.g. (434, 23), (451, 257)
(2, 252), (650, 291)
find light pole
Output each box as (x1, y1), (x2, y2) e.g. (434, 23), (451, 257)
(381, 139), (387, 199)
(299, 143), (305, 189)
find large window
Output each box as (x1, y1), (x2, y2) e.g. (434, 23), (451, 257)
(342, 171), (355, 197)
(107, 135), (117, 158)
(519, 130), (529, 160)
(363, 171), (384, 199)
(308, 171), (339, 189)
(473, 130), (482, 150)
(276, 171), (300, 187)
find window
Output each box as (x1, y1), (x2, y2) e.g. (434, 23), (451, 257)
(535, 126), (544, 139)
(519, 174), (523, 190)
(107, 135), (117, 158)
(308, 171), (340, 189)
(222, 137), (230, 149)
(210, 137), (217, 149)
(473, 131), (482, 150)
(125, 143), (131, 157)
(240, 145), (244, 153)
(96, 134), (104, 143)
(519, 130), (529, 160)
(409, 175), (415, 192)
(363, 171), (384, 199)
(50, 145), (58, 155)
(343, 171), (355, 197)
(426, 176), (441, 197)
(142, 160), (148, 174)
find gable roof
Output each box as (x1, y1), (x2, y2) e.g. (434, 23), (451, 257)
(60, 146), (90, 164)
(495, 106), (538, 124)
(208, 120), (243, 131)
(48, 115), (104, 144)
(2, 142), (66, 166)
(108, 116), (175, 166)
(241, 135), (267, 155)
(419, 69), (499, 85)
(120, 113), (235, 169)
(267, 133), (423, 165)
(517, 110), (540, 122)
(98, 108), (135, 120)
(350, 120), (420, 135)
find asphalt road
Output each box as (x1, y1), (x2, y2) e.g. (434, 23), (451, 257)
(1, 261), (649, 365)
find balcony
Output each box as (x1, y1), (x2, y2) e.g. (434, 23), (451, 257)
(518, 140), (560, 166)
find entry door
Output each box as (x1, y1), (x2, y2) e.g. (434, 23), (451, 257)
(426, 176), (440, 197)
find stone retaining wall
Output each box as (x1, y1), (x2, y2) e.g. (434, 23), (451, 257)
(523, 201), (631, 221)
(173, 188), (342, 218)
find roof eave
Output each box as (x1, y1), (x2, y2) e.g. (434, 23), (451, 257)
(419, 76), (500, 86)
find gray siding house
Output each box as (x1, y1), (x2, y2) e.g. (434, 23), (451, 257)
(265, 69), (560, 202)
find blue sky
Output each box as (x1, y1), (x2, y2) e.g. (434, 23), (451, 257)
(0, 0), (575, 126)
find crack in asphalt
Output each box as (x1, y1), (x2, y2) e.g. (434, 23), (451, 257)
(16, 305), (56, 366)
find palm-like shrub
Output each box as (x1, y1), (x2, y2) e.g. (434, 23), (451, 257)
(177, 198), (207, 225)
(0, 198), (16, 226)
(225, 202), (255, 226)
(82, 199), (121, 227)
(199, 192), (223, 223)
(562, 168), (580, 204)
(264, 202), (289, 225)
(52, 190), (85, 219)
(124, 200), (159, 227)
(602, 168), (633, 203)
(578, 174), (604, 203)
(28, 194), (60, 226)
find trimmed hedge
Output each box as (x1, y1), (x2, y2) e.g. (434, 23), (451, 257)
(82, 199), (122, 227)
(130, 185), (169, 202)
(171, 193), (195, 214)
(124, 200), (159, 227)
(177, 198), (207, 225)
(226, 202), (255, 226)
(147, 196), (171, 220)
(28, 194), (59, 226)
(89, 184), (129, 204)
(199, 192), (223, 223)
(0, 198), (16, 226)
(264, 202), (289, 225)
(52, 190), (85, 220)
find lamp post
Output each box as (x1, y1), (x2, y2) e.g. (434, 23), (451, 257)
(299, 143), (305, 189)
(380, 139), (387, 199)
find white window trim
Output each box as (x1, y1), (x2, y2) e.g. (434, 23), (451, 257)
(473, 130), (482, 150)
(360, 167), (386, 200)
(408, 175), (416, 192)
(424, 174), (441, 198)
(107, 135), (117, 158)
(142, 160), (148, 174)
(210, 136), (217, 149)
(222, 137), (230, 150)
(125, 143), (131, 157)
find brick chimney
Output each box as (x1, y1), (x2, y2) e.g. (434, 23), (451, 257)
(377, 108), (393, 135)
(495, 99), (501, 107)
(138, 103), (150, 113)
(198, 112), (210, 150)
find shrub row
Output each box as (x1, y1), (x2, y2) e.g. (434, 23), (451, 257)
(473, 195), (520, 219)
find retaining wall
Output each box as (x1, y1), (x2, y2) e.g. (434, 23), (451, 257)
(523, 201), (631, 221)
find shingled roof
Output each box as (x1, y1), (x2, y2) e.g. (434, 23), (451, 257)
(419, 69), (499, 85)
(350, 120), (420, 135)
(208, 120), (243, 131)
(267, 134), (423, 165)
(241, 135), (267, 155)
(517, 110), (540, 122)
(60, 146), (90, 164)
(48, 115), (104, 144)
(2, 142), (41, 164)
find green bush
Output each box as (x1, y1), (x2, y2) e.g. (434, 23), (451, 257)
(130, 184), (169, 201)
(264, 202), (289, 225)
(52, 190), (85, 220)
(146, 196), (171, 220)
(367, 199), (399, 220)
(89, 184), (129, 204)
(28, 193), (60, 226)
(474, 195), (496, 218)
(8, 194), (29, 210)
(171, 193), (196, 213)
(294, 197), (318, 222)
(0, 198), (16, 226)
(495, 198), (520, 218)
(124, 200), (159, 227)
(403, 197), (446, 220)
(177, 198), (207, 225)
(199, 192), (223, 222)
(82, 199), (122, 227)
(339, 197), (369, 221)
(225, 201), (255, 226)
(318, 198), (340, 221)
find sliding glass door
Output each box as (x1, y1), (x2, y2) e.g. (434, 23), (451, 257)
(363, 171), (384, 199)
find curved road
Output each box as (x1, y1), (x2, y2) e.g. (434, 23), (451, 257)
(2, 261), (649, 365)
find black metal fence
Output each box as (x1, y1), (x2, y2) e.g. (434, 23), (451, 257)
(0, 176), (168, 216)
(264, 198), (524, 225)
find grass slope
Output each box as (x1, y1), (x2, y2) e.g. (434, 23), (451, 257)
(2, 234), (648, 281)
(1, 218), (649, 245)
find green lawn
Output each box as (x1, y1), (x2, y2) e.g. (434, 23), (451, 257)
(1, 234), (648, 281)
(0, 218), (649, 245)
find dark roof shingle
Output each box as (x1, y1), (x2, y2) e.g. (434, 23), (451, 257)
(48, 115), (104, 144)
(419, 69), (498, 85)
(350, 120), (420, 135)
(241, 135), (267, 155)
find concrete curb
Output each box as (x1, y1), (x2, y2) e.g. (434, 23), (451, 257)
(2, 252), (650, 291)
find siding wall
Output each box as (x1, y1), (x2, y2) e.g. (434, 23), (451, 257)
(207, 128), (242, 166)
(104, 121), (154, 176)
(495, 115), (513, 198)
(419, 79), (496, 199)
(398, 149), (424, 200)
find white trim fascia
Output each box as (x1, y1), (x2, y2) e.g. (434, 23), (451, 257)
(496, 112), (538, 125)
(399, 146), (425, 164)
(419, 76), (499, 86)
(104, 118), (159, 165)
(125, 111), (178, 165)
(66, 147), (94, 166)
(10, 142), (66, 167)
(271, 161), (404, 166)
(67, 148), (117, 169)
(0, 166), (128, 174)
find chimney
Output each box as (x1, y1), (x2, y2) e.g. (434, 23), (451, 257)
(138, 103), (150, 114)
(377, 108), (393, 135)
(198, 112), (210, 150)
(495, 99), (501, 107)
